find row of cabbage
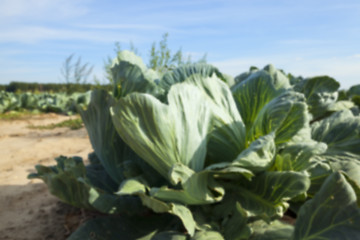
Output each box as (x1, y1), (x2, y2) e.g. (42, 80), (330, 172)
(30, 51), (360, 239)
(0, 91), (90, 115)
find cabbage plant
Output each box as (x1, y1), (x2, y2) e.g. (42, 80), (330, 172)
(29, 51), (360, 239)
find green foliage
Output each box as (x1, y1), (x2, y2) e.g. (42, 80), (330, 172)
(148, 33), (199, 73)
(293, 172), (360, 240)
(28, 118), (83, 130)
(0, 109), (39, 120)
(29, 53), (360, 239)
(104, 33), (207, 84)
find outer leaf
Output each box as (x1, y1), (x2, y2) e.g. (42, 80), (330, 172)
(324, 152), (360, 184)
(307, 152), (360, 195)
(224, 202), (252, 240)
(234, 66), (259, 84)
(168, 163), (195, 185)
(311, 109), (360, 155)
(28, 156), (143, 214)
(111, 83), (212, 178)
(118, 179), (197, 236)
(152, 231), (188, 240)
(293, 172), (360, 240)
(273, 142), (327, 171)
(247, 91), (309, 144)
(232, 171), (310, 219)
(231, 64), (290, 134)
(160, 63), (228, 93)
(293, 76), (340, 119)
(305, 160), (332, 197)
(307, 110), (360, 194)
(184, 74), (246, 163)
(343, 174), (360, 207)
(85, 152), (119, 193)
(205, 163), (254, 181)
(68, 214), (183, 240)
(232, 65), (309, 146)
(327, 100), (355, 113)
(250, 220), (294, 240)
(348, 84), (360, 97)
(191, 230), (225, 240)
(111, 50), (162, 98)
(150, 169), (225, 205)
(232, 133), (276, 173)
(79, 89), (162, 185)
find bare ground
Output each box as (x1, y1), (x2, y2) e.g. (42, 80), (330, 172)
(0, 113), (93, 240)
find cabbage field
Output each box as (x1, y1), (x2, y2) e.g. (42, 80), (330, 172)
(28, 50), (360, 239)
(0, 91), (90, 115)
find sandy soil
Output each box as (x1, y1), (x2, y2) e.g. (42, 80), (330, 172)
(0, 113), (93, 240)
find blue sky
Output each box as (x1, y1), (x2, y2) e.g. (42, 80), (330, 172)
(1, 0), (359, 89)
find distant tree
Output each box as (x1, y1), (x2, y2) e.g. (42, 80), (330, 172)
(61, 54), (74, 86)
(61, 54), (93, 93)
(148, 33), (207, 73)
(148, 33), (181, 73)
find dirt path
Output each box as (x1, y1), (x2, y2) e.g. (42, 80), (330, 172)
(0, 114), (93, 240)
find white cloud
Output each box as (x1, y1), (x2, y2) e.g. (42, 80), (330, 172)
(0, 0), (89, 21)
(278, 39), (328, 45)
(0, 26), (140, 44)
(77, 23), (170, 31)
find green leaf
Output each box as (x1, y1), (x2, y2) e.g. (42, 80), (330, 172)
(232, 65), (309, 146)
(168, 163), (195, 185)
(118, 179), (197, 236)
(234, 66), (259, 84)
(205, 163), (254, 181)
(348, 84), (360, 97)
(152, 231), (188, 240)
(273, 142), (327, 171)
(325, 152), (360, 186)
(307, 152), (360, 195)
(28, 156), (143, 214)
(191, 230), (224, 240)
(111, 50), (163, 98)
(232, 133), (276, 173)
(231, 64), (290, 135)
(293, 172), (360, 240)
(111, 82), (212, 178)
(79, 89), (162, 185)
(250, 220), (294, 240)
(293, 76), (340, 119)
(82, 89), (164, 185)
(327, 100), (355, 113)
(248, 91), (309, 144)
(233, 171), (310, 219)
(85, 152), (119, 193)
(311, 109), (360, 155)
(183, 74), (246, 163)
(68, 214), (183, 240)
(160, 63), (228, 93)
(224, 202), (252, 240)
(150, 169), (225, 205)
(79, 90), (125, 183)
(169, 204), (196, 236)
(343, 174), (360, 207)
(305, 160), (332, 197)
